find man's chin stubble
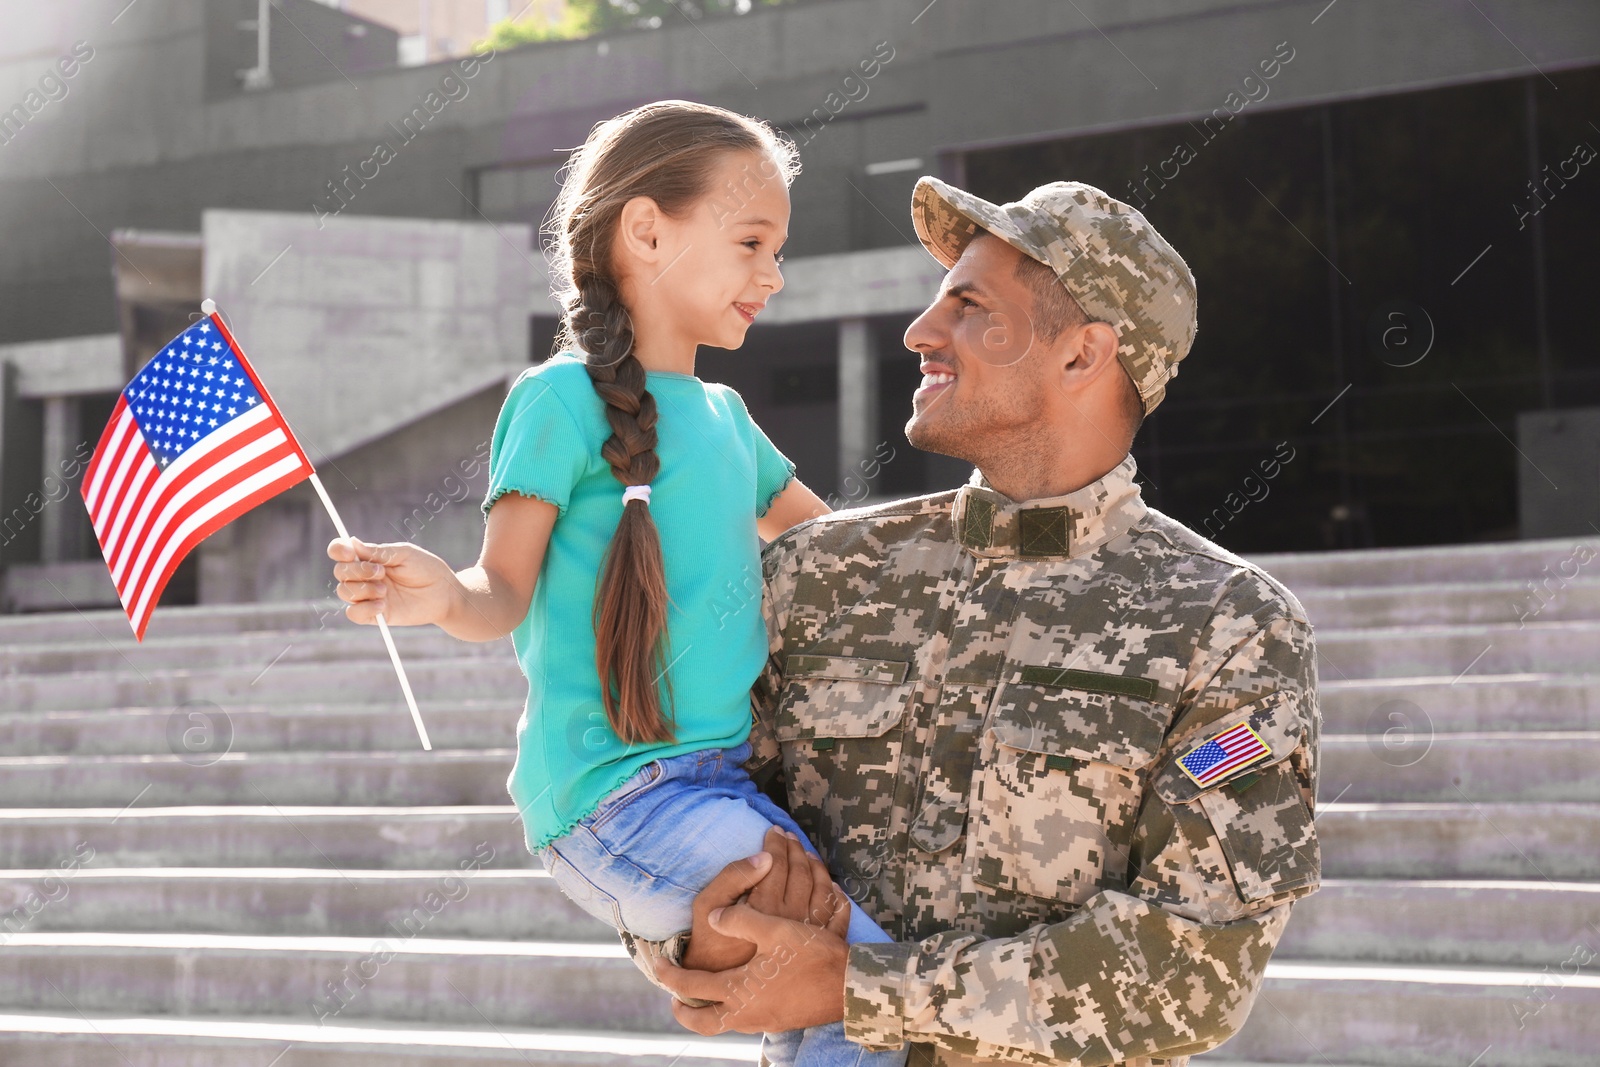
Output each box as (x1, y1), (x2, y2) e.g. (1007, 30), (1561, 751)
(906, 416), (976, 465)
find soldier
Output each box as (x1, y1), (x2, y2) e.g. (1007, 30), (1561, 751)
(638, 176), (1322, 1067)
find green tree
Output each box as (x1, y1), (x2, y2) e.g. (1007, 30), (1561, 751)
(479, 0), (795, 47)
(479, 5), (593, 46)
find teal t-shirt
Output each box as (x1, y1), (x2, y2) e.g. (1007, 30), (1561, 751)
(481, 352), (797, 853)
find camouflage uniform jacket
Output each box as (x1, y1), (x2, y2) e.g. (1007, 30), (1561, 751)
(745, 452), (1322, 1066)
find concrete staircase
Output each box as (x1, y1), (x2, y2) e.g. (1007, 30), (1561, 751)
(0, 601), (759, 1066)
(0, 535), (1594, 1065)
(1191, 536), (1600, 1067)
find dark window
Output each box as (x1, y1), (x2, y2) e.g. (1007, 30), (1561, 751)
(700, 321), (840, 497)
(769, 363), (838, 406)
(963, 65), (1600, 552)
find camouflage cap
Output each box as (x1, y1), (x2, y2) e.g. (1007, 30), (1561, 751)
(910, 176), (1198, 416)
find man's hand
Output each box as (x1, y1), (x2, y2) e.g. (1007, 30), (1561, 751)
(682, 827), (843, 972)
(658, 899), (852, 1035)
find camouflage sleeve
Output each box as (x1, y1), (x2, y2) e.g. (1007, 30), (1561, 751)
(843, 608), (1321, 1063)
(743, 526), (805, 785)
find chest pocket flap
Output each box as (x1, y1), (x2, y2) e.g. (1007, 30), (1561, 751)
(775, 653), (913, 741)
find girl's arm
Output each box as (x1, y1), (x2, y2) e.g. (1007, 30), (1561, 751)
(757, 478), (831, 542)
(328, 490), (558, 642)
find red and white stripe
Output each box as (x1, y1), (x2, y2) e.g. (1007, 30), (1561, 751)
(1189, 723), (1271, 784)
(81, 392), (309, 641)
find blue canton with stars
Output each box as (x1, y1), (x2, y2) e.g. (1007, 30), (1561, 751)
(125, 321), (264, 469)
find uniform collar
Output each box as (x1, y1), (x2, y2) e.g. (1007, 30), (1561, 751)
(950, 453), (1147, 560)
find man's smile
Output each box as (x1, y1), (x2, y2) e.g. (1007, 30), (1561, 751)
(917, 360), (956, 397)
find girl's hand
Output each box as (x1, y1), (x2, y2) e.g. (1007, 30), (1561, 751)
(681, 828), (846, 973)
(328, 536), (458, 628)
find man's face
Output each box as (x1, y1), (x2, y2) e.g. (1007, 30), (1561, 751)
(903, 234), (1054, 462)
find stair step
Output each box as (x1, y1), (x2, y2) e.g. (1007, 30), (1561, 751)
(15, 624), (1598, 714)
(0, 624), (514, 676)
(0, 657), (526, 712)
(1314, 801), (1600, 880)
(1297, 577), (1600, 628)
(7, 678), (1599, 760)
(8, 679), (1599, 760)
(0, 801), (1592, 879)
(2, 955), (1593, 1067)
(0, 750), (518, 807)
(1211, 960), (1600, 1067)
(8, 678), (1596, 759)
(0, 702), (517, 757)
(6, 556), (1593, 648)
(1322, 674), (1600, 733)
(1317, 619), (1600, 679)
(0, 526), (1592, 1067)
(1278, 879), (1600, 968)
(5, 869), (1591, 973)
(0, 805), (532, 870)
(1322, 731), (1600, 802)
(0, 868), (605, 941)
(0, 933), (672, 1031)
(0, 1012), (760, 1065)
(1245, 535), (1599, 589)
(0, 600), (347, 645)
(3, 734), (1598, 808)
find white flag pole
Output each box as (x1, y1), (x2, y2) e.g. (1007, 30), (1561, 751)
(198, 299), (431, 751)
(308, 470), (432, 751)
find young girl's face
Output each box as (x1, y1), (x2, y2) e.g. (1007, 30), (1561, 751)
(625, 149), (790, 354)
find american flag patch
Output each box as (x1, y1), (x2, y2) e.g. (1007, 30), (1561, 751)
(1177, 721), (1272, 787)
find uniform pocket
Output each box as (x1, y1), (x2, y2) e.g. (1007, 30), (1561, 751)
(1152, 693), (1320, 904)
(774, 654), (915, 894)
(774, 654), (914, 741)
(971, 680), (1168, 906)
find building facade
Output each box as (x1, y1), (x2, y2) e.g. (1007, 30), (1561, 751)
(1, 0), (1597, 611)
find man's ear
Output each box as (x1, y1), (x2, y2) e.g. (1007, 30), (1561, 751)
(1062, 321), (1121, 383)
(1079, 321), (1121, 377)
(617, 195), (664, 265)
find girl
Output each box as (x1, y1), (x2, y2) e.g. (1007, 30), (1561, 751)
(327, 100), (906, 1067)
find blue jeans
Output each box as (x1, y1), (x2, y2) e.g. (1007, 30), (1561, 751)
(537, 740), (908, 1067)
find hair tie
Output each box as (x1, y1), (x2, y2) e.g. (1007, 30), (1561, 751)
(622, 484), (652, 506)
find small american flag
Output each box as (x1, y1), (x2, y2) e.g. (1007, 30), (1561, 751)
(1177, 720), (1272, 787)
(80, 312), (313, 640)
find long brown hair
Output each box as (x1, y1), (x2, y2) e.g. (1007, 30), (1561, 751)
(546, 100), (799, 745)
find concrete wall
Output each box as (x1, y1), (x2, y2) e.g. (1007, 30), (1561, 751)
(923, 1), (1600, 151)
(1, 0), (1597, 603)
(1518, 406), (1600, 540)
(192, 206), (531, 606)
(4, 0), (1596, 345)
(201, 209), (532, 462)
(1, 333), (121, 397)
(201, 0), (399, 101)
